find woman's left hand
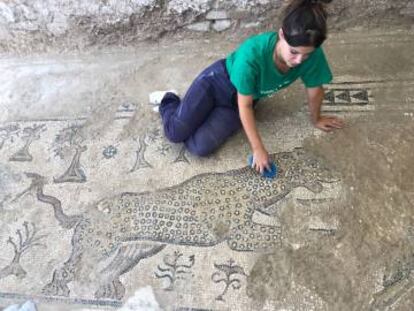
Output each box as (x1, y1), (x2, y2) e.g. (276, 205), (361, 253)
(314, 116), (344, 132)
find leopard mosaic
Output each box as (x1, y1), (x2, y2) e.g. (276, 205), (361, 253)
(27, 148), (338, 300)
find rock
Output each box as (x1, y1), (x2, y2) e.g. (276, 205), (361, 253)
(400, 3), (414, 16)
(186, 21), (211, 32)
(212, 19), (231, 32)
(19, 4), (37, 21)
(168, 0), (211, 15)
(206, 10), (228, 20)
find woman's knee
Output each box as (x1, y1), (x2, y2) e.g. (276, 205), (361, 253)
(162, 114), (192, 143)
(165, 132), (185, 144)
(184, 135), (219, 157)
(163, 125), (188, 143)
(186, 143), (216, 157)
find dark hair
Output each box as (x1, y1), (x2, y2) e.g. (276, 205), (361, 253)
(282, 0), (332, 48)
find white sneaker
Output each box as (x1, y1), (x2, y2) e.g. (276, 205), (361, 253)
(148, 89), (178, 105)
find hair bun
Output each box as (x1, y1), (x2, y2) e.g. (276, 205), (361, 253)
(308, 0), (332, 4)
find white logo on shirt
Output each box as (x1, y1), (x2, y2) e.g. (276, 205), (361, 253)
(260, 81), (292, 96)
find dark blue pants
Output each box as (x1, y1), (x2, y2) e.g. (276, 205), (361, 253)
(159, 59), (241, 156)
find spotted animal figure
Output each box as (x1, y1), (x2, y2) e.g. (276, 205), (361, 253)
(30, 148), (339, 300)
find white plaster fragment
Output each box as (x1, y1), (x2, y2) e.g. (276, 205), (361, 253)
(149, 89), (178, 105)
(118, 286), (163, 311)
(242, 21), (262, 29)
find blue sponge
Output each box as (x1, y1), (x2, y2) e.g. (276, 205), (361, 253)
(248, 155), (278, 179)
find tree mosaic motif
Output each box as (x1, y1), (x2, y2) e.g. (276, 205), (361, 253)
(211, 259), (247, 301)
(52, 124), (87, 183)
(0, 221), (46, 280)
(154, 250), (195, 290)
(130, 128), (190, 172)
(130, 134), (153, 172)
(130, 128), (162, 172)
(9, 124), (46, 162)
(0, 124), (20, 151)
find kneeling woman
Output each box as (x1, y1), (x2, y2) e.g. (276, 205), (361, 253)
(159, 0), (344, 174)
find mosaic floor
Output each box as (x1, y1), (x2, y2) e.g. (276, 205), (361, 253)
(1, 29), (414, 310)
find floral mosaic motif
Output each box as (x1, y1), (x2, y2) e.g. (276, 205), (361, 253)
(146, 128), (161, 143)
(0, 221), (47, 280)
(211, 258), (247, 301)
(156, 143), (172, 156)
(103, 145), (118, 159)
(154, 250), (195, 290)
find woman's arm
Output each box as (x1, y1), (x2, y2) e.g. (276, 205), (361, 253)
(238, 93), (270, 173)
(307, 86), (344, 131)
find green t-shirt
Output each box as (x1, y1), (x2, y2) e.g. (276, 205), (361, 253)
(226, 32), (333, 100)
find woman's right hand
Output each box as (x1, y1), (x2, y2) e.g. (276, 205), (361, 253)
(237, 93), (270, 175)
(252, 147), (270, 174)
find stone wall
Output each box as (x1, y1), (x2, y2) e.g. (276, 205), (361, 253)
(0, 0), (413, 53)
